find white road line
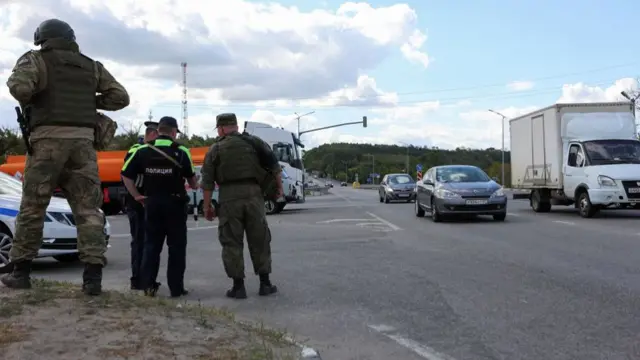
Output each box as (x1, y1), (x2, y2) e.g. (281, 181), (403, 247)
(110, 225), (218, 238)
(506, 212), (521, 217)
(332, 191), (354, 204)
(316, 218), (375, 224)
(368, 324), (456, 360)
(366, 212), (401, 231)
(552, 220), (575, 226)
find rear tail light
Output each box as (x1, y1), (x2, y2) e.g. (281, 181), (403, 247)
(103, 188), (110, 203)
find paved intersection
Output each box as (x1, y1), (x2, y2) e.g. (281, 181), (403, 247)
(26, 186), (640, 360)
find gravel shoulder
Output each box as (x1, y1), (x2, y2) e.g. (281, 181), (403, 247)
(0, 279), (299, 360)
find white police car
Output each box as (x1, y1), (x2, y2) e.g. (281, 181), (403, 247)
(0, 171), (111, 268)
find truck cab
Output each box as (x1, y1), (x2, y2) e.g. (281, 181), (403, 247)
(243, 121), (306, 208)
(562, 138), (640, 216)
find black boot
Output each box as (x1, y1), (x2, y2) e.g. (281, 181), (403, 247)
(82, 263), (103, 296)
(130, 277), (142, 291)
(226, 278), (247, 299)
(0, 260), (32, 289)
(258, 273), (278, 296)
(144, 282), (161, 297)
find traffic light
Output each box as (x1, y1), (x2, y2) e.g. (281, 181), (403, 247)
(363, 116), (367, 128)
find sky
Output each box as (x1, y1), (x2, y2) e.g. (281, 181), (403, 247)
(0, 0), (638, 150)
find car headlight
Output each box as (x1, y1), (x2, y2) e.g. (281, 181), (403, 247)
(386, 187), (394, 192)
(435, 188), (460, 198)
(597, 175), (616, 187)
(491, 188), (505, 197)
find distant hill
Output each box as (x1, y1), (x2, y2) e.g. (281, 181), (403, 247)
(302, 143), (511, 185)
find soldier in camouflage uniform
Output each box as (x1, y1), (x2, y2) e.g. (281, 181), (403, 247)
(201, 113), (282, 299)
(1, 19), (130, 295)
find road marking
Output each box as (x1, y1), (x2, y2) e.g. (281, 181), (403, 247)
(110, 225), (218, 238)
(552, 220), (575, 226)
(316, 218), (373, 224)
(368, 324), (456, 360)
(332, 191), (354, 204)
(506, 212), (520, 217)
(366, 212), (401, 231)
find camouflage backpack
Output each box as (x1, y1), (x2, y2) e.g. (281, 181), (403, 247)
(94, 112), (117, 150)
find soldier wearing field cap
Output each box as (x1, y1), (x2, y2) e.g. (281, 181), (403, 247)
(201, 113), (282, 299)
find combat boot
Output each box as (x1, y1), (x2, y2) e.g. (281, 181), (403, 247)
(0, 260), (32, 289)
(226, 278), (247, 299)
(82, 263), (103, 296)
(258, 273), (278, 296)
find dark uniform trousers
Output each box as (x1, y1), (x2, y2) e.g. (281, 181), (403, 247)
(126, 202), (159, 287)
(140, 195), (188, 294)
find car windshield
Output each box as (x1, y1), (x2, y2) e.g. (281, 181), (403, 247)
(0, 172), (24, 195)
(583, 140), (640, 164)
(388, 174), (414, 185)
(436, 167), (490, 183)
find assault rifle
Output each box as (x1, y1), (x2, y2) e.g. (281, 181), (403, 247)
(15, 106), (32, 155)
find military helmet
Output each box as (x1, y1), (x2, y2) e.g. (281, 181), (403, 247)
(34, 19), (76, 46)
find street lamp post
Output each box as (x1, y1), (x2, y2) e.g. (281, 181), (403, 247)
(488, 109), (507, 186)
(294, 111), (315, 139)
(621, 91), (639, 128)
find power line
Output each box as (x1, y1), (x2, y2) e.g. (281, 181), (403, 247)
(142, 77), (628, 111)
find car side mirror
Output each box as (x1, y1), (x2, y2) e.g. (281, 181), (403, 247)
(380, 181), (386, 186)
(424, 180), (434, 186)
(492, 177), (499, 183)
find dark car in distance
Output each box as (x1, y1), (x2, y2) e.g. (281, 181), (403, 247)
(379, 173), (416, 203)
(415, 165), (507, 222)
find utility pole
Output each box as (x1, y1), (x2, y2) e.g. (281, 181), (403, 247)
(364, 154), (375, 184)
(148, 110), (153, 122)
(399, 141), (410, 173)
(488, 109), (507, 186)
(294, 111), (315, 138)
(181, 62), (188, 136)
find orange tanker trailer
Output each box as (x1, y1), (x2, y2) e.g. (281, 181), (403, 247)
(0, 146), (211, 215)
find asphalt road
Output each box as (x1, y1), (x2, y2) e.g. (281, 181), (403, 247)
(29, 186), (640, 360)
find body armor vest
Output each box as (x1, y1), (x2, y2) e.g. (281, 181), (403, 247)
(143, 139), (185, 195)
(29, 41), (97, 129)
(215, 134), (262, 185)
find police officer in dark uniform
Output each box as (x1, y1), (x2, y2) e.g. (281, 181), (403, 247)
(120, 116), (197, 297)
(123, 120), (158, 290)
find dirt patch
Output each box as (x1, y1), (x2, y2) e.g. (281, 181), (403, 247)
(0, 279), (299, 359)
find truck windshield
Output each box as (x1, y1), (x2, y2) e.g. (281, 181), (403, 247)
(583, 140), (640, 164)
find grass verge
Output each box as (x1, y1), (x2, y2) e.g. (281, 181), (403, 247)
(0, 279), (299, 360)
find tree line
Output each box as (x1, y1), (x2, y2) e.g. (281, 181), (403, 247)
(0, 126), (219, 163)
(302, 143), (512, 185)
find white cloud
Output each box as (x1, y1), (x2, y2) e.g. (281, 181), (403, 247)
(557, 77), (638, 103)
(507, 81), (534, 91)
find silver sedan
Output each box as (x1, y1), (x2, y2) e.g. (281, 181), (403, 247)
(415, 165), (507, 222)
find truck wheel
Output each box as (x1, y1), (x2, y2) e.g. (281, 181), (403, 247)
(530, 190), (551, 213)
(276, 203), (286, 212)
(265, 199), (278, 215)
(577, 191), (598, 218)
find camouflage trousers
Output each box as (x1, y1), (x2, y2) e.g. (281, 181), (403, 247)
(217, 196), (272, 279)
(10, 138), (106, 266)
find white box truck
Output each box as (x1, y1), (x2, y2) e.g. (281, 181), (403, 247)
(509, 102), (640, 218)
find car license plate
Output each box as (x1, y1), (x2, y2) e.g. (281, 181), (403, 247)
(398, 193), (409, 197)
(628, 187), (640, 193)
(465, 199), (488, 205)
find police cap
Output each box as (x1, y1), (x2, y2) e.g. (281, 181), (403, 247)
(216, 113), (237, 128)
(143, 121), (158, 129)
(158, 116), (182, 133)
